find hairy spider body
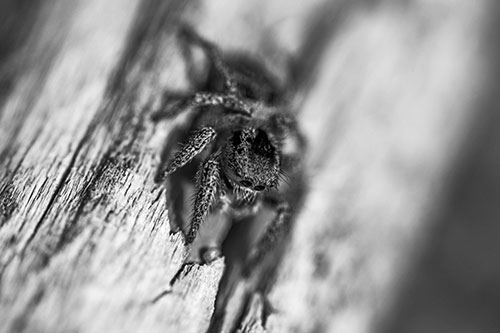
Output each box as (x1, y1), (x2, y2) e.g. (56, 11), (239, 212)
(154, 25), (305, 271)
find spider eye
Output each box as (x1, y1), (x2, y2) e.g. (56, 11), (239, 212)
(254, 185), (265, 191)
(253, 129), (275, 158)
(240, 179), (252, 187)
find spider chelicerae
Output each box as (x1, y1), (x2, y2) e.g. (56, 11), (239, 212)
(153, 25), (306, 272)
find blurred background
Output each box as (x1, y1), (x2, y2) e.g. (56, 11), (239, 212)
(0, 0), (499, 332)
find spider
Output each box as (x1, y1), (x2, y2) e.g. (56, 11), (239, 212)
(153, 25), (306, 272)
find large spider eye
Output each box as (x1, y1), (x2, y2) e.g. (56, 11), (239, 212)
(240, 179), (252, 187)
(253, 129), (275, 158)
(254, 185), (265, 191)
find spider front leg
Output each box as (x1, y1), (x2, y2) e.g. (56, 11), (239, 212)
(151, 91), (258, 122)
(186, 157), (221, 244)
(157, 127), (216, 181)
(244, 199), (292, 275)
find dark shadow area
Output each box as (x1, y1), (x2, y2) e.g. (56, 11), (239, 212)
(0, 0), (43, 112)
(379, 3), (500, 332)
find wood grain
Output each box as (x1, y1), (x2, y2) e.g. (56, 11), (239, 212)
(0, 0), (490, 332)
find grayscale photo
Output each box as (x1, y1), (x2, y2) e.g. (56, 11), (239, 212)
(0, 0), (498, 332)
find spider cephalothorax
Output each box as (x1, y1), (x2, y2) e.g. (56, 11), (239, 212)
(154, 25), (305, 270)
(222, 128), (280, 191)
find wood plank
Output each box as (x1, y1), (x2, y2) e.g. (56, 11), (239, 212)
(0, 0), (489, 332)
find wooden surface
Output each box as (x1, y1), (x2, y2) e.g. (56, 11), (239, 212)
(0, 0), (494, 332)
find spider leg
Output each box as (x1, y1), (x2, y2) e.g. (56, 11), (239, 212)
(191, 92), (258, 116)
(152, 91), (259, 121)
(186, 157), (221, 244)
(157, 127), (216, 181)
(179, 24), (238, 94)
(243, 199), (291, 275)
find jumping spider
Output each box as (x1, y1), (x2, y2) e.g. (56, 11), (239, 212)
(154, 25), (305, 272)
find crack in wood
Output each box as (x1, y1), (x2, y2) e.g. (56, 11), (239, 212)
(169, 262), (195, 287)
(149, 289), (173, 304)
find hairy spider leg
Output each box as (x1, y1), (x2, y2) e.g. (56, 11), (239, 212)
(151, 91), (261, 122)
(191, 92), (257, 115)
(243, 200), (291, 275)
(187, 158), (221, 244)
(158, 127), (216, 181)
(151, 91), (259, 125)
(179, 24), (239, 95)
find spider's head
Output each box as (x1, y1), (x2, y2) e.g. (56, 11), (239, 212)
(222, 127), (280, 193)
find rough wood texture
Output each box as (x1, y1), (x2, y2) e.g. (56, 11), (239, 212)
(0, 0), (494, 332)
